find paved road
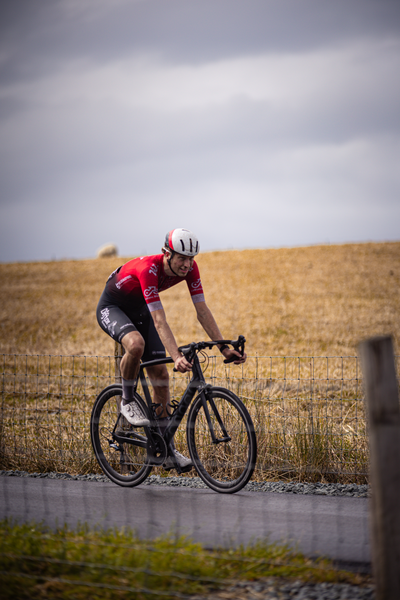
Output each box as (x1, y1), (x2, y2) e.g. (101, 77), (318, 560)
(0, 477), (370, 565)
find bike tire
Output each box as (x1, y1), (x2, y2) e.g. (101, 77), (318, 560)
(90, 384), (152, 487)
(186, 387), (257, 493)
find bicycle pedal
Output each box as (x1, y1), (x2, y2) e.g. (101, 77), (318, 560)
(162, 463), (193, 474)
(180, 464), (194, 474)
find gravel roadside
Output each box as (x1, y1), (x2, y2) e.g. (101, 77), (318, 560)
(0, 470), (370, 498)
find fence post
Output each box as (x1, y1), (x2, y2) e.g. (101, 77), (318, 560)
(359, 335), (400, 600)
(114, 341), (122, 384)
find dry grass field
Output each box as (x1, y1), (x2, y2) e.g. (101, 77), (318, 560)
(1, 241), (399, 357)
(1, 242), (399, 482)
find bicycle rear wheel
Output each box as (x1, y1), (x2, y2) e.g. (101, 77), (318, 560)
(187, 387), (257, 493)
(90, 384), (152, 487)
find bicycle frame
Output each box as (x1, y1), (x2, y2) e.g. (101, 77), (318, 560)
(136, 353), (206, 449)
(112, 336), (245, 461)
(91, 335), (256, 491)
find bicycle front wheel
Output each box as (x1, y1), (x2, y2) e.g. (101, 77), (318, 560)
(187, 387), (257, 493)
(90, 384), (152, 487)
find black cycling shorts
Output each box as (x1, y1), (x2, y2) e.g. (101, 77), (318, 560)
(96, 290), (166, 362)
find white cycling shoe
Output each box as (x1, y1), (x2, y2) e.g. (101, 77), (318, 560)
(163, 449), (193, 472)
(120, 400), (150, 427)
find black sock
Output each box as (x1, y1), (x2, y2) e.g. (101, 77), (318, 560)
(122, 377), (136, 404)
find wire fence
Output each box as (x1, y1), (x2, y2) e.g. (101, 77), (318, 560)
(2, 351), (398, 483)
(0, 352), (384, 598)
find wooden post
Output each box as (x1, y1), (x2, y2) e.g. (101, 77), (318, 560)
(359, 335), (400, 600)
(114, 341), (130, 472)
(114, 341), (122, 384)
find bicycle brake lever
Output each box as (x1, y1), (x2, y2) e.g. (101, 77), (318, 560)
(174, 344), (196, 371)
(223, 355), (237, 364)
(223, 335), (246, 364)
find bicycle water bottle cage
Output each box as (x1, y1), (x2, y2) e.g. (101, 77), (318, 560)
(150, 402), (163, 419)
(167, 398), (180, 414)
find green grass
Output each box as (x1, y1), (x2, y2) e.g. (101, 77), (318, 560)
(0, 519), (370, 599)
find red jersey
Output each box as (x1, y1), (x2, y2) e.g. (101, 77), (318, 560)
(104, 254), (205, 312)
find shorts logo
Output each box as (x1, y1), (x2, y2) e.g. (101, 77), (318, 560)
(149, 264), (158, 276)
(191, 278), (202, 290)
(143, 285), (159, 299)
(100, 307), (110, 326)
(108, 320), (117, 336)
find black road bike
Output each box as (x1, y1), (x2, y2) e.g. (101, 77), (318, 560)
(90, 336), (257, 494)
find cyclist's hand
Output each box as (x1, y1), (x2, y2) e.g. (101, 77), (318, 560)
(174, 354), (193, 373)
(222, 349), (247, 364)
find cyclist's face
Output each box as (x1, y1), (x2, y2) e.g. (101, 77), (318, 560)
(169, 252), (194, 277)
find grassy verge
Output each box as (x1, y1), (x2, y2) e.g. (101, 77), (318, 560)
(0, 519), (371, 599)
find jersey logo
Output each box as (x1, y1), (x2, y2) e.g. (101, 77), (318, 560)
(115, 275), (132, 289)
(149, 264), (158, 277)
(191, 278), (202, 290)
(143, 285), (159, 298)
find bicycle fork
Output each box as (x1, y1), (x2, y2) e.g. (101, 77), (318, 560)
(199, 387), (232, 444)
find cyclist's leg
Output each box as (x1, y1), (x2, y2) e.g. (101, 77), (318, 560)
(97, 293), (140, 352)
(120, 331), (145, 393)
(97, 297), (144, 394)
(136, 310), (192, 470)
(134, 307), (170, 415)
(146, 363), (170, 418)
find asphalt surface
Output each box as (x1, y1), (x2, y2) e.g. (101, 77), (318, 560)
(0, 476), (370, 566)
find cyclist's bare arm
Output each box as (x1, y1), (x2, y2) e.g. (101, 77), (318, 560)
(151, 308), (193, 372)
(194, 301), (247, 364)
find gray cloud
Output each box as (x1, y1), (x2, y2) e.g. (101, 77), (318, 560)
(1, 0), (399, 262)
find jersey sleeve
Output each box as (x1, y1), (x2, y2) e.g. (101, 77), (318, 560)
(186, 262), (205, 304)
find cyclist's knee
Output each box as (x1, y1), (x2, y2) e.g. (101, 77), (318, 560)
(122, 331), (145, 360)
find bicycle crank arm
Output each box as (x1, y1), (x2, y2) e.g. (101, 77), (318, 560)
(145, 431), (168, 466)
(113, 431), (147, 448)
(212, 435), (232, 444)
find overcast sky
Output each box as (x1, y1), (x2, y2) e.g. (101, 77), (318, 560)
(1, 0), (399, 262)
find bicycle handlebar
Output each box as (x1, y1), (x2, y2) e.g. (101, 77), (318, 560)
(177, 335), (246, 366)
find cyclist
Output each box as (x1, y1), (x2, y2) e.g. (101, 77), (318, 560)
(96, 228), (246, 471)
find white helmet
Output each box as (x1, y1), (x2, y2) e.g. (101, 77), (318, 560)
(163, 228), (200, 257)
